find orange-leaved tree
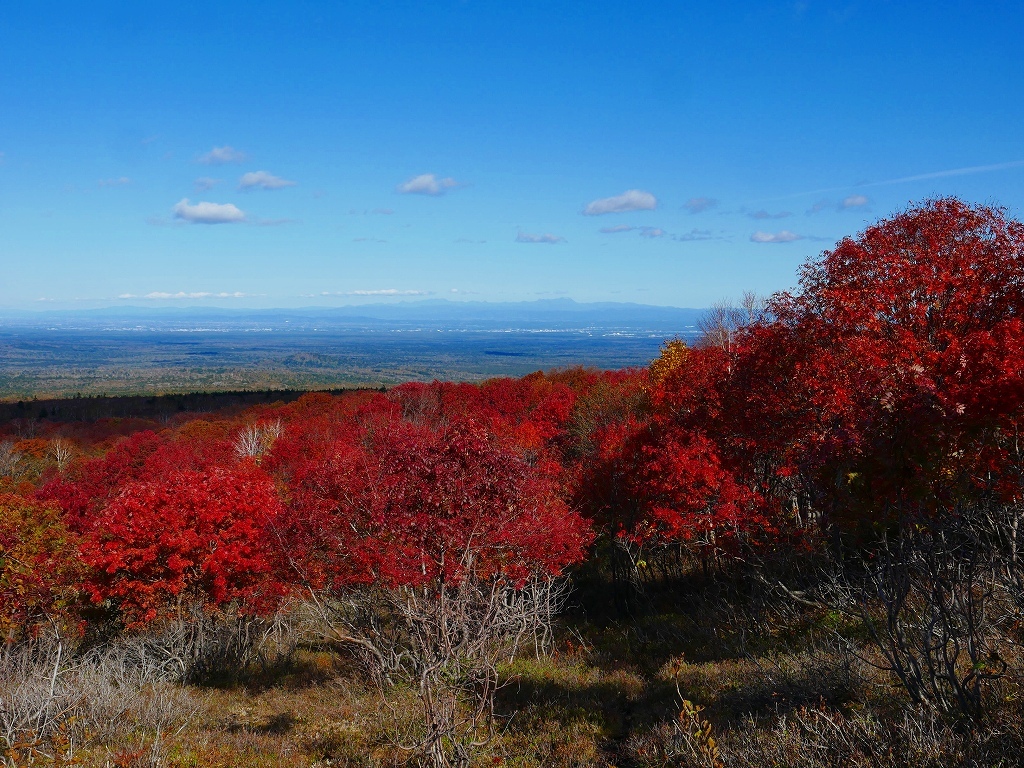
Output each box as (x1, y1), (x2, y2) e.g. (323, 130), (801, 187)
(0, 494), (85, 641)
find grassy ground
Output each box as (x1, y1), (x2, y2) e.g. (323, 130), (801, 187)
(116, 650), (952, 767)
(9, 575), (1022, 767)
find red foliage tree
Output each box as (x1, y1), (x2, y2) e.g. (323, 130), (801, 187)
(80, 466), (285, 627)
(38, 430), (168, 530)
(283, 414), (592, 592)
(39, 427), (236, 531)
(728, 198), (1024, 532)
(559, 368), (650, 519)
(619, 427), (765, 553)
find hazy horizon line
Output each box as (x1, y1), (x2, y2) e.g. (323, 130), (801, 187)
(0, 297), (716, 315)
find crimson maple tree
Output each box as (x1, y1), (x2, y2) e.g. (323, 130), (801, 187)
(80, 465), (285, 627)
(712, 198), (1024, 535)
(283, 411), (592, 592)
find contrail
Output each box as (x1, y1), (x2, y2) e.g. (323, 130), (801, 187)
(761, 160), (1024, 202)
(870, 160), (1024, 186)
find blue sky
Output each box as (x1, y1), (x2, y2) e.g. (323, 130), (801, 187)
(1, 1), (1022, 310)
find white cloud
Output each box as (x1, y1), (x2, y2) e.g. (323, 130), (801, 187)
(198, 145), (247, 165)
(145, 216), (185, 227)
(239, 170), (296, 191)
(807, 195), (870, 214)
(751, 230), (803, 243)
(683, 196), (717, 214)
(516, 232), (566, 244)
(674, 228), (717, 242)
(396, 173), (459, 195)
(172, 198), (246, 224)
(322, 289), (434, 296)
(583, 189), (657, 215)
(147, 292), (211, 299)
(748, 209), (791, 219)
(194, 176), (220, 192)
(600, 224), (675, 239)
(252, 218), (298, 226)
(119, 291), (251, 300)
(98, 176), (131, 187)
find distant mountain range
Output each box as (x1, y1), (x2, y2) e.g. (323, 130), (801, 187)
(0, 299), (707, 335)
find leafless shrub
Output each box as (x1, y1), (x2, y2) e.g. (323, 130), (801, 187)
(383, 579), (517, 767)
(716, 706), (935, 768)
(0, 441), (24, 482)
(697, 292), (768, 353)
(846, 518), (1008, 721)
(234, 420), (282, 463)
(119, 683), (201, 767)
(74, 641), (203, 744)
(632, 698), (1024, 768)
(733, 701), (1024, 767)
(974, 500), (1024, 628)
(504, 575), (570, 660)
(47, 438), (75, 474)
(764, 504), (1022, 724)
(697, 300), (746, 354)
(105, 604), (292, 684)
(0, 628), (204, 767)
(304, 574), (571, 768)
(0, 631), (76, 766)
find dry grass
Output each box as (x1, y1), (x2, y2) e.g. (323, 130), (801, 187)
(5, 577), (1024, 767)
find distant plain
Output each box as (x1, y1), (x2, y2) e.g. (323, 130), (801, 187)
(0, 301), (703, 399)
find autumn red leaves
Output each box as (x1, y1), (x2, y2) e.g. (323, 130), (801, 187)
(740, 197), (1024, 531)
(285, 418), (588, 592)
(4, 381), (597, 639)
(81, 467), (285, 627)
(3, 197), (1023, 641)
